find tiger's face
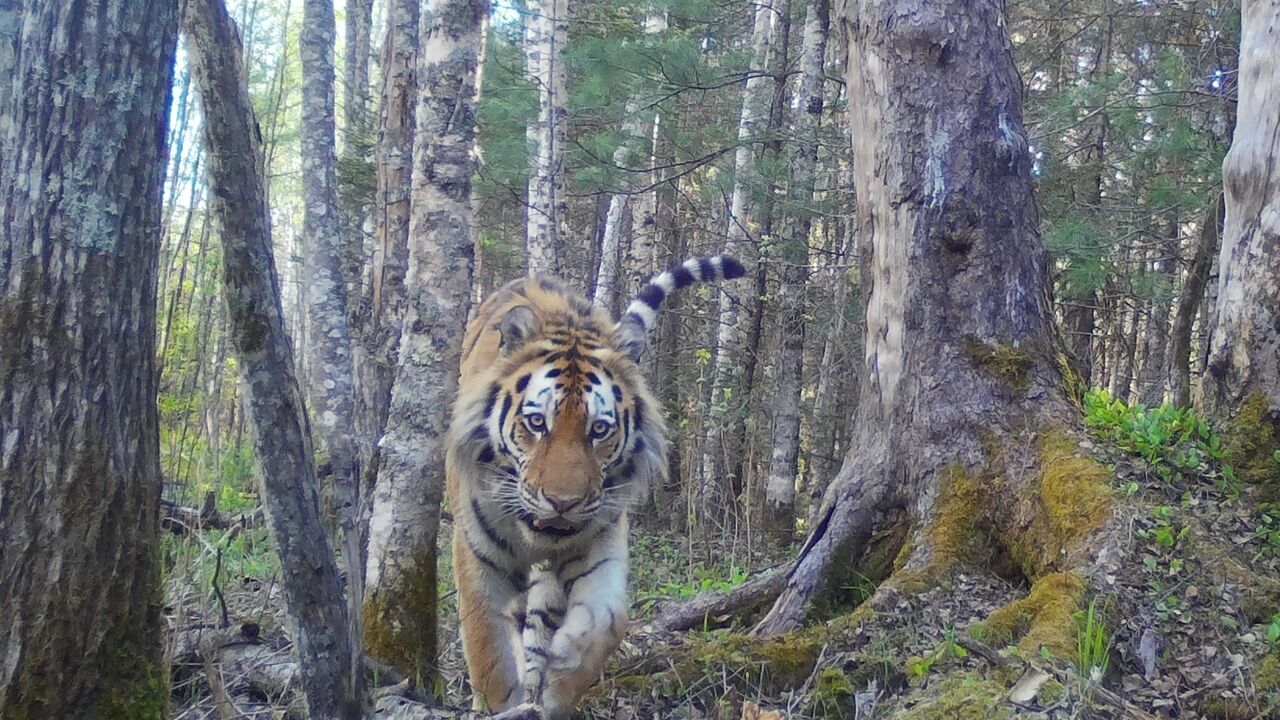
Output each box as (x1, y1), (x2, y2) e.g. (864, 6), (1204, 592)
(456, 302), (663, 540)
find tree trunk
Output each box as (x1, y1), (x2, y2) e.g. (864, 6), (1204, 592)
(525, 0), (569, 276)
(183, 0), (362, 716)
(763, 0), (829, 541)
(1202, 0), (1280, 495)
(754, 0), (1108, 636)
(1137, 220), (1178, 406)
(300, 0), (364, 676)
(343, 0), (375, 144)
(363, 0), (486, 685)
(1169, 194), (1223, 408)
(0, 0), (16, 158)
(357, 0), (418, 500)
(0, 3), (175, 716)
(698, 0), (777, 523)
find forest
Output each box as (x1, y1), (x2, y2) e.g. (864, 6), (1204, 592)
(1, 0), (1278, 718)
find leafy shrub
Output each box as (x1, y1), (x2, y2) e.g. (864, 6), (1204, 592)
(1083, 389), (1230, 485)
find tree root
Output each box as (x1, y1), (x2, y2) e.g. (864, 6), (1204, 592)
(650, 563), (791, 631)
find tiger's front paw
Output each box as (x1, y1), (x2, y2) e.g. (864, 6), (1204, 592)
(490, 702), (542, 720)
(547, 605), (596, 672)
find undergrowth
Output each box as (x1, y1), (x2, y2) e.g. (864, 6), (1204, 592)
(1083, 389), (1233, 488)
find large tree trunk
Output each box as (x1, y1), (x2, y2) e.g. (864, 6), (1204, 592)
(1168, 194), (1223, 408)
(698, 0), (777, 523)
(754, 0), (1110, 636)
(525, 0), (569, 276)
(763, 0), (829, 540)
(1202, 0), (1280, 496)
(0, 2), (175, 716)
(357, 0), (418, 502)
(363, 0), (486, 685)
(183, 0), (362, 716)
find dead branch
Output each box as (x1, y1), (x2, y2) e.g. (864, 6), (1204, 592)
(650, 564), (790, 631)
(161, 491), (263, 537)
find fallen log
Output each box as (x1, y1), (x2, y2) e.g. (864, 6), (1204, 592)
(650, 564), (790, 631)
(161, 491), (263, 537)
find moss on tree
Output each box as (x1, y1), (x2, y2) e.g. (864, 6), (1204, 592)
(1221, 394), (1280, 501)
(362, 546), (440, 687)
(976, 572), (1085, 657)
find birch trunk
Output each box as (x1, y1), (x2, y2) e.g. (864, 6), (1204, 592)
(1137, 222), (1178, 406)
(183, 0), (362, 715)
(341, 0), (376, 320)
(357, 0), (418, 489)
(364, 0), (486, 683)
(0, 2), (175, 715)
(756, 0), (1110, 636)
(525, 0), (569, 276)
(1203, 0), (1280, 495)
(763, 0), (829, 540)
(698, 0), (777, 518)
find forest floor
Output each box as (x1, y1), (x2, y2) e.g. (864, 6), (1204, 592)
(161, 404), (1280, 719)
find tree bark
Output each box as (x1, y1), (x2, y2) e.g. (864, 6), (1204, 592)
(0, 0), (16, 158)
(364, 0), (486, 685)
(1202, 0), (1280, 492)
(1137, 221), (1179, 406)
(357, 0), (418, 500)
(301, 0), (364, 681)
(183, 0), (362, 716)
(525, 0), (569, 276)
(1169, 194), (1222, 408)
(0, 3), (175, 716)
(698, 0), (778, 523)
(763, 0), (829, 540)
(754, 0), (1099, 636)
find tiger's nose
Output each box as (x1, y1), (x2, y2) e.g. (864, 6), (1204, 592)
(543, 492), (584, 513)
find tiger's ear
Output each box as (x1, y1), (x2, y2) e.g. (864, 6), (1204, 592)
(614, 317), (647, 362)
(498, 305), (539, 354)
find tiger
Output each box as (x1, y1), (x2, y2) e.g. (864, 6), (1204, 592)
(445, 255), (746, 719)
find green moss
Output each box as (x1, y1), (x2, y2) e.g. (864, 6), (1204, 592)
(810, 668), (854, 719)
(1256, 651), (1280, 692)
(963, 337), (1032, 391)
(363, 547), (440, 687)
(1197, 695), (1257, 720)
(1004, 430), (1113, 578)
(1222, 394), (1280, 501)
(892, 464), (984, 593)
(1039, 677), (1066, 705)
(896, 674), (1013, 720)
(976, 572), (1086, 658)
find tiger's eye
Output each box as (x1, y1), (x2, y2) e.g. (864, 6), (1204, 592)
(525, 413), (547, 432)
(590, 420), (611, 439)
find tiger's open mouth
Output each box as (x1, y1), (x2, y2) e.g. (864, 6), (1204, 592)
(523, 512), (580, 536)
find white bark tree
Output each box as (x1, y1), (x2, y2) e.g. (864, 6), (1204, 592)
(364, 0), (487, 683)
(525, 0), (569, 276)
(0, 2), (176, 715)
(763, 0), (829, 539)
(698, 0), (778, 518)
(1202, 0), (1280, 495)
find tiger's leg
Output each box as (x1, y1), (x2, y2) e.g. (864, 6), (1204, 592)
(539, 518), (631, 719)
(454, 524), (524, 712)
(519, 561), (566, 706)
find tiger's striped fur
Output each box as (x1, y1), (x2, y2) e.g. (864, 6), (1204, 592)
(446, 255), (745, 718)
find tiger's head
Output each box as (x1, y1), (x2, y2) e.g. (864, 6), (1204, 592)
(450, 281), (667, 539)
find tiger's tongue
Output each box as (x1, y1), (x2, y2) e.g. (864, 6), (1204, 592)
(532, 517), (574, 531)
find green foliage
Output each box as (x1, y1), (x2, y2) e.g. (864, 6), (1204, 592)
(1074, 598), (1112, 677)
(1083, 389), (1230, 486)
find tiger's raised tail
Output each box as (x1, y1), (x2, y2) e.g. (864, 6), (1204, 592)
(614, 254), (746, 360)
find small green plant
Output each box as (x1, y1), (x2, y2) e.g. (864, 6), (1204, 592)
(908, 629), (968, 679)
(1083, 389), (1230, 486)
(1266, 613), (1280, 645)
(1075, 598), (1112, 677)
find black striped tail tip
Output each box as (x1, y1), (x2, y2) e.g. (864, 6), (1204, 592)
(718, 255), (746, 280)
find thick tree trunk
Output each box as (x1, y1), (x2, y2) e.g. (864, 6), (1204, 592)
(1169, 194), (1223, 408)
(357, 0), (418, 496)
(0, 2), (175, 716)
(754, 0), (1105, 636)
(525, 0), (569, 276)
(364, 0), (486, 684)
(698, 0), (777, 521)
(763, 0), (829, 540)
(1202, 0), (1280, 494)
(183, 1), (362, 716)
